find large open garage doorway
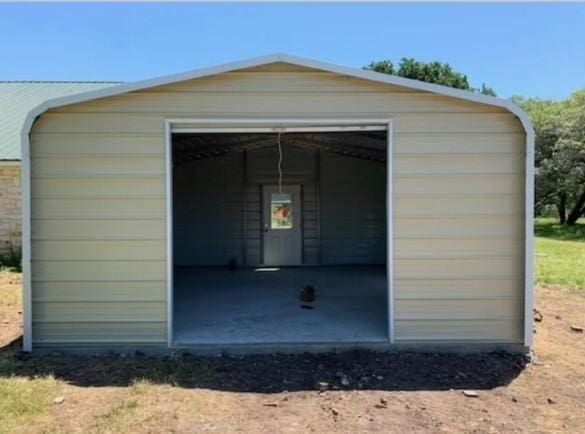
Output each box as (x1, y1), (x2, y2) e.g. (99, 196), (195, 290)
(170, 124), (390, 347)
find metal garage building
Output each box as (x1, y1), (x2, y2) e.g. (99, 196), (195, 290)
(21, 54), (534, 353)
(0, 81), (117, 253)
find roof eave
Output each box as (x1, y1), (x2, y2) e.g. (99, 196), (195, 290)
(21, 52), (534, 142)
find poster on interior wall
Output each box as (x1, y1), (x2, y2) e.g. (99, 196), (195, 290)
(271, 193), (293, 229)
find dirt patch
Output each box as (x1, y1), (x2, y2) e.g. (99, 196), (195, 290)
(0, 270), (21, 348)
(1, 272), (584, 433)
(5, 346), (526, 392)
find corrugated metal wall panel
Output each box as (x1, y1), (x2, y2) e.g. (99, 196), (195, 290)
(173, 146), (321, 266)
(172, 145), (384, 267)
(173, 152), (245, 266)
(320, 153), (386, 265)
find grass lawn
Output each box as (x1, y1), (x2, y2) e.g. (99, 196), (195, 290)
(535, 218), (585, 289)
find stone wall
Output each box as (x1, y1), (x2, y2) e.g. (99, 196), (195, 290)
(0, 164), (21, 254)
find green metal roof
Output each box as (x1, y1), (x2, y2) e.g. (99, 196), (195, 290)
(0, 81), (120, 160)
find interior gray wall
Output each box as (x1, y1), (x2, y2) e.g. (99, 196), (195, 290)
(173, 144), (386, 267)
(320, 152), (386, 264)
(246, 146), (319, 265)
(173, 152), (245, 266)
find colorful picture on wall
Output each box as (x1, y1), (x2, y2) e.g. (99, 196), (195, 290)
(271, 193), (293, 229)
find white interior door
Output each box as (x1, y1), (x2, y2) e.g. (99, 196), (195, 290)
(262, 185), (302, 266)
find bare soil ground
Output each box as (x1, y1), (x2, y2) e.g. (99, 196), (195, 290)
(1, 270), (584, 433)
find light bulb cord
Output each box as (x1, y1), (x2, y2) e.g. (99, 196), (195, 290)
(277, 132), (283, 194)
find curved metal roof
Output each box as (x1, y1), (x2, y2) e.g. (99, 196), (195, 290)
(0, 81), (119, 160)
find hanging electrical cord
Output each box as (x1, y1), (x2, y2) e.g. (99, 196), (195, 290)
(277, 131), (284, 194)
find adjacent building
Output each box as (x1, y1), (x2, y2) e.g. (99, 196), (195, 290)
(0, 82), (117, 253)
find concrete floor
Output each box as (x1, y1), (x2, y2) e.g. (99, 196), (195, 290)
(173, 266), (388, 345)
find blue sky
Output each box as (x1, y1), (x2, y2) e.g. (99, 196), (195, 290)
(0, 3), (583, 99)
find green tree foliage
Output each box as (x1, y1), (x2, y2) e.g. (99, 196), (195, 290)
(515, 90), (585, 225)
(367, 60), (395, 75)
(365, 58), (497, 96)
(478, 83), (497, 97)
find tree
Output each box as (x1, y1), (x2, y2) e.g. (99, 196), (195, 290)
(365, 58), (497, 96)
(561, 90), (585, 224)
(513, 97), (564, 218)
(479, 83), (497, 97)
(515, 90), (585, 225)
(367, 60), (395, 75)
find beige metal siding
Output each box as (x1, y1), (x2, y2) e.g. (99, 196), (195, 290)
(30, 64), (526, 347)
(393, 124), (524, 343)
(30, 121), (167, 346)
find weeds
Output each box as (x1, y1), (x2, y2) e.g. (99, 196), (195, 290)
(0, 243), (21, 272)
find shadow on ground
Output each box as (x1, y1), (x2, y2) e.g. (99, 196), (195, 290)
(0, 338), (526, 393)
(535, 219), (585, 241)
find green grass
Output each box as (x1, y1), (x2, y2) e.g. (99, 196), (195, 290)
(0, 376), (59, 434)
(535, 218), (585, 289)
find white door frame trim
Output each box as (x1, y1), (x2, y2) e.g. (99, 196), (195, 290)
(173, 125), (387, 134)
(524, 128), (535, 348)
(386, 120), (395, 343)
(20, 136), (32, 352)
(164, 120), (174, 347)
(165, 118), (394, 347)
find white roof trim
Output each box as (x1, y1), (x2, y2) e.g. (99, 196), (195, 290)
(21, 52), (533, 138)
